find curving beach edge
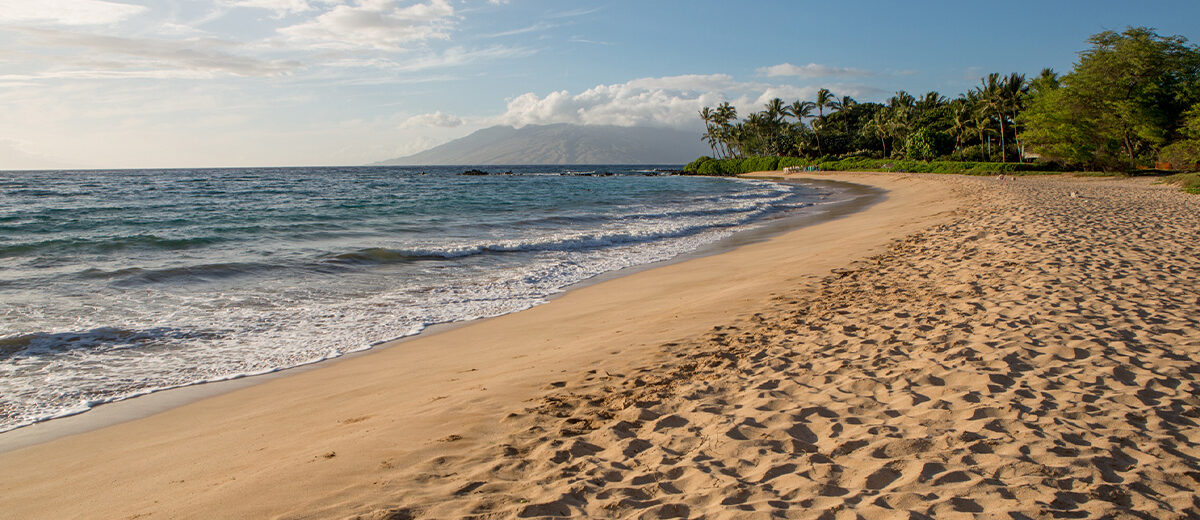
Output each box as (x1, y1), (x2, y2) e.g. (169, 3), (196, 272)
(2, 172), (1197, 519)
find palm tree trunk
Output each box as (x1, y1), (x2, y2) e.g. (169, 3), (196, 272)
(1010, 110), (1024, 162)
(997, 112), (1007, 163)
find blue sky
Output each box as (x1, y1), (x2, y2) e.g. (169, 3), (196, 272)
(1, 0), (1197, 169)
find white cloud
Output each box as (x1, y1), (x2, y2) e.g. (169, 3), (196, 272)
(625, 74), (741, 93)
(0, 0), (146, 26)
(279, 0), (456, 50)
(228, 0), (317, 15)
(546, 7), (602, 19)
(484, 21), (556, 38)
(569, 36), (609, 46)
(388, 45), (532, 71)
(401, 110), (463, 128)
(496, 75), (734, 129)
(14, 29), (301, 78)
(758, 62), (874, 78)
(494, 74), (890, 130)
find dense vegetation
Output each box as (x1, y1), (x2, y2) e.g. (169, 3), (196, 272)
(1163, 172), (1200, 193)
(684, 156), (1059, 176)
(686, 27), (1200, 177)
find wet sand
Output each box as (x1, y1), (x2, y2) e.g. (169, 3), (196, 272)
(3, 172), (1198, 519)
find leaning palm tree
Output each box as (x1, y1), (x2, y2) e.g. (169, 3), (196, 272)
(948, 98), (972, 154)
(699, 106), (719, 156)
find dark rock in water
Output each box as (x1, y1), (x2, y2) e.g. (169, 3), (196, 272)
(502, 170), (514, 175)
(461, 169), (489, 176)
(654, 169), (683, 175)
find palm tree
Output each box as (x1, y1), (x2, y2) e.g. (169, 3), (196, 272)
(786, 100), (815, 156)
(814, 88), (837, 118)
(830, 95), (856, 132)
(1029, 68), (1059, 95)
(699, 106), (719, 156)
(787, 100), (814, 124)
(966, 89), (993, 161)
(886, 91), (916, 156)
(916, 91), (946, 111)
(979, 73), (1008, 162)
(888, 91), (916, 118)
(764, 98), (786, 123)
(812, 88), (837, 156)
(1003, 72), (1028, 161)
(948, 98), (972, 154)
(757, 98), (790, 155)
(863, 109), (890, 157)
(713, 102), (738, 158)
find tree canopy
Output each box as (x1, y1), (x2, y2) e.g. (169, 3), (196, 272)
(1021, 27), (1200, 169)
(695, 27), (1200, 172)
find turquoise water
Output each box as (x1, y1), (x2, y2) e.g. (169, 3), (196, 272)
(0, 165), (837, 431)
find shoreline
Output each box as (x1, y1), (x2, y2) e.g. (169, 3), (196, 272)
(0, 172), (964, 518)
(0, 177), (880, 453)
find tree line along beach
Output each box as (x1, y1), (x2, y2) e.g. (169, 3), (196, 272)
(1, 23), (1199, 520)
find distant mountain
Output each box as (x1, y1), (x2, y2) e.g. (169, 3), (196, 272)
(374, 123), (710, 165)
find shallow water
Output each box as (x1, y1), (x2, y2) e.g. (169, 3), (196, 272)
(0, 165), (838, 431)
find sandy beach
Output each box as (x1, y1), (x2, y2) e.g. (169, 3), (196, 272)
(2, 172), (1198, 519)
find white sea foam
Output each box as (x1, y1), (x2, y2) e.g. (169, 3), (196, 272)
(0, 173), (846, 433)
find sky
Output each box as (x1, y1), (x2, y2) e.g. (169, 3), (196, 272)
(1, 0), (1198, 169)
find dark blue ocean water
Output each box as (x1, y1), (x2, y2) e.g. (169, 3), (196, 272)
(0, 165), (836, 431)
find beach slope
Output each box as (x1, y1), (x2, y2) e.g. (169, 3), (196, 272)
(0, 173), (951, 518)
(3, 172), (1198, 519)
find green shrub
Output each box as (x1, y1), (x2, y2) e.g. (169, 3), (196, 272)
(681, 155), (1064, 176)
(1163, 172), (1200, 194)
(684, 156), (715, 173)
(1159, 140), (1200, 169)
(903, 128), (952, 161)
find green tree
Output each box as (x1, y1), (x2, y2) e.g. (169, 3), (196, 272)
(1003, 73), (1029, 161)
(813, 88), (837, 155)
(1160, 103), (1200, 167)
(714, 102), (738, 158)
(863, 109), (890, 157)
(830, 95), (856, 132)
(1022, 27), (1200, 169)
(978, 73), (1011, 162)
(948, 98), (972, 154)
(699, 106), (719, 157)
(786, 100), (816, 156)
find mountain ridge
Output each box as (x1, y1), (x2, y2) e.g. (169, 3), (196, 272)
(374, 123), (709, 165)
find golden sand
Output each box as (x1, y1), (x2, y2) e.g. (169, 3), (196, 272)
(1, 173), (1197, 519)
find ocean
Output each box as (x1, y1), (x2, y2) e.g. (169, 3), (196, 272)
(0, 165), (842, 432)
